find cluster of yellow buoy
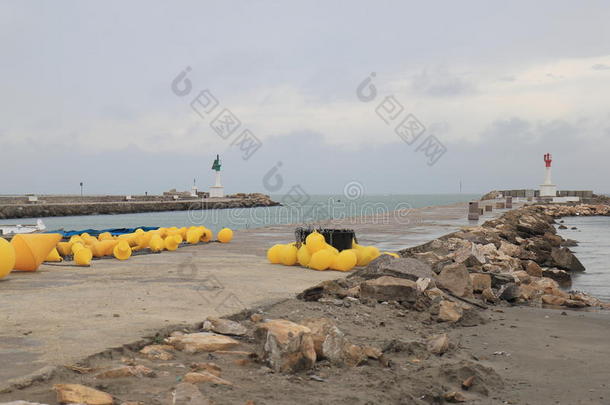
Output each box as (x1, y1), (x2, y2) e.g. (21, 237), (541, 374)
(266, 231), (398, 272)
(0, 226), (234, 279)
(52, 226), (233, 266)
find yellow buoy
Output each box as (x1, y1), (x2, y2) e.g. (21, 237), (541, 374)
(113, 240), (132, 260)
(56, 242), (72, 257)
(0, 237), (16, 279)
(280, 244), (298, 266)
(297, 245), (311, 267)
(164, 235), (180, 251)
(201, 228), (213, 242)
(331, 250), (357, 272)
(71, 242), (85, 255)
(149, 234), (164, 252)
(186, 228), (201, 244)
(74, 248), (93, 266)
(266, 244), (283, 264)
(309, 249), (334, 271)
(98, 232), (113, 241)
(382, 251), (399, 258)
(11, 233), (62, 271)
(217, 228), (233, 243)
(305, 232), (325, 254)
(45, 247), (63, 262)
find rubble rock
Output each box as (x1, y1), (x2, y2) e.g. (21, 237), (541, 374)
(139, 344), (174, 361)
(183, 371), (233, 385)
(453, 243), (487, 267)
(95, 365), (154, 379)
(297, 279), (346, 301)
(53, 384), (113, 405)
(166, 333), (240, 353)
(542, 268), (572, 285)
(426, 333), (450, 355)
(499, 283), (520, 302)
(550, 247), (585, 272)
(565, 299), (587, 308)
(300, 317), (343, 358)
(438, 300), (463, 322)
(254, 319), (316, 373)
(171, 382), (212, 405)
(524, 260), (543, 277)
(202, 317), (248, 336)
(415, 277), (435, 293)
(360, 276), (419, 303)
(541, 294), (566, 306)
(444, 391), (467, 403)
(470, 273), (491, 293)
(512, 270), (531, 284)
(436, 263), (474, 298)
(481, 287), (497, 303)
(189, 362), (222, 377)
(354, 255), (435, 281)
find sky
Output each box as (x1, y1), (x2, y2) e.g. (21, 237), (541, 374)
(1, 0), (610, 196)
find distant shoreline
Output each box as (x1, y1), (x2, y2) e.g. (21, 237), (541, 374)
(0, 193), (280, 220)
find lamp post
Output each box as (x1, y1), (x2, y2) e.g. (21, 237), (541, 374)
(80, 182), (83, 197)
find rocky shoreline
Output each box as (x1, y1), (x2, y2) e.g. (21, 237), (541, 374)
(1, 203), (609, 404)
(0, 194), (280, 220)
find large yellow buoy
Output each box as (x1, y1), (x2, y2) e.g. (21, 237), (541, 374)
(186, 228), (201, 244)
(280, 244), (298, 266)
(56, 242), (72, 257)
(74, 248), (93, 266)
(0, 237), (16, 279)
(201, 228), (213, 243)
(113, 240), (132, 260)
(297, 245), (311, 267)
(11, 233), (62, 271)
(164, 235), (180, 251)
(71, 242), (85, 255)
(305, 232), (325, 254)
(217, 228), (233, 243)
(359, 246), (380, 266)
(331, 249), (357, 272)
(45, 248), (63, 262)
(149, 234), (164, 252)
(266, 244), (283, 264)
(309, 249), (334, 271)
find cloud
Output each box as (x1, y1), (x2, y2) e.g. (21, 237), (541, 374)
(592, 63), (610, 70)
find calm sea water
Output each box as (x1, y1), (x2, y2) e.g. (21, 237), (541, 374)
(0, 194), (479, 234)
(556, 216), (610, 301)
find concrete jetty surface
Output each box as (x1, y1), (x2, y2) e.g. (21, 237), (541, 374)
(0, 202), (491, 388)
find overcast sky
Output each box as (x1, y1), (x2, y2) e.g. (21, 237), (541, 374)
(1, 1), (610, 196)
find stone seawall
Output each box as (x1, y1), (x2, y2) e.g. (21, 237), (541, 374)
(0, 195), (280, 219)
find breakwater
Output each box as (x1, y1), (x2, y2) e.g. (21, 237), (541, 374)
(0, 193), (280, 219)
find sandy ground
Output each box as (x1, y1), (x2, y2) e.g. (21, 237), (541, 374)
(0, 202), (481, 390)
(3, 201), (610, 404)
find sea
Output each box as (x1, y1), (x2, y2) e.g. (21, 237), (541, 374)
(556, 216), (610, 301)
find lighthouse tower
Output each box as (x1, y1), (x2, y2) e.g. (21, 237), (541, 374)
(209, 154), (225, 198)
(539, 153), (557, 197)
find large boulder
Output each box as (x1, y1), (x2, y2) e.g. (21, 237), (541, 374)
(436, 263), (474, 298)
(550, 247), (585, 272)
(353, 255), (435, 281)
(360, 276), (419, 303)
(254, 319), (316, 373)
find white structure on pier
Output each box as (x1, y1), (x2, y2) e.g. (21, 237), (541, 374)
(539, 153), (557, 197)
(209, 154), (225, 198)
